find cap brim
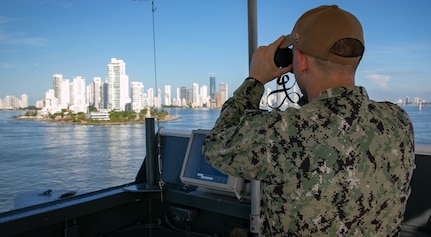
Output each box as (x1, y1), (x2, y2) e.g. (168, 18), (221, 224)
(280, 35), (294, 48)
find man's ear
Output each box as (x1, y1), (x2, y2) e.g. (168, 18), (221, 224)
(295, 50), (308, 74)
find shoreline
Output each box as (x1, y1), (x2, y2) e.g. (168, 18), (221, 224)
(14, 115), (180, 125)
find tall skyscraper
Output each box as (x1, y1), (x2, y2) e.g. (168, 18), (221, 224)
(88, 77), (103, 110)
(21, 94), (28, 108)
(52, 74), (63, 105)
(107, 58), (130, 111)
(131, 82), (144, 112)
(209, 74), (216, 108)
(192, 83), (199, 106)
(155, 88), (162, 108)
(70, 76), (87, 113)
(219, 83), (228, 106)
(164, 85), (171, 106)
(52, 74), (71, 109)
(200, 85), (208, 107)
(180, 86), (187, 103)
(147, 88), (154, 107)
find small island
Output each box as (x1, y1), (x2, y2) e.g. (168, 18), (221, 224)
(16, 107), (179, 125)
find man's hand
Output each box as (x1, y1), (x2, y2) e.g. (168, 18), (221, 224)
(249, 36), (292, 85)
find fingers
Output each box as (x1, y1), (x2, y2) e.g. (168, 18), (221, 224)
(249, 36), (292, 84)
(269, 35), (286, 50)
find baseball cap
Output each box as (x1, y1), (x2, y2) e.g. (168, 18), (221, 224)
(283, 5), (364, 65)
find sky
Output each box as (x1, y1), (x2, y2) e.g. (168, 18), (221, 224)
(1, 0), (430, 105)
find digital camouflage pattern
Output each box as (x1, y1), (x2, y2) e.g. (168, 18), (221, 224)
(203, 79), (415, 236)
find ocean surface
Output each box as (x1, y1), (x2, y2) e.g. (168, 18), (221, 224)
(0, 105), (429, 213)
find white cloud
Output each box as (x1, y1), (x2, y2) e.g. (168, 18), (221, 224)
(366, 74), (390, 89)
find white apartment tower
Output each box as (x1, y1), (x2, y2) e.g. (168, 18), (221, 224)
(155, 88), (162, 108)
(89, 77), (103, 110)
(192, 83), (199, 106)
(147, 88), (154, 107)
(21, 94), (28, 108)
(131, 82), (144, 112)
(107, 58), (130, 111)
(70, 76), (87, 113)
(52, 74), (70, 109)
(200, 85), (208, 107)
(52, 74), (63, 105)
(164, 85), (171, 106)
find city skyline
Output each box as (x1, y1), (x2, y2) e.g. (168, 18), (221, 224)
(1, 1), (431, 106)
(0, 57), (233, 112)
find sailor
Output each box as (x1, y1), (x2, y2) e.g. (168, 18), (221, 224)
(203, 5), (415, 236)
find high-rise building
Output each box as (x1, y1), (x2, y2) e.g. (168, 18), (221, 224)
(107, 58), (130, 111)
(61, 79), (70, 109)
(219, 83), (228, 106)
(180, 87), (187, 102)
(209, 74), (216, 108)
(164, 85), (171, 106)
(187, 88), (193, 105)
(87, 77), (103, 110)
(173, 87), (180, 106)
(209, 74), (216, 99)
(147, 88), (154, 107)
(200, 85), (208, 107)
(21, 94), (28, 108)
(52, 74), (63, 106)
(3, 96), (19, 109)
(103, 82), (108, 109)
(131, 82), (144, 112)
(192, 83), (199, 106)
(52, 74), (70, 109)
(42, 89), (60, 113)
(70, 76), (87, 113)
(155, 88), (162, 108)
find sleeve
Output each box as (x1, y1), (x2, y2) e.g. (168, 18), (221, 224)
(203, 78), (272, 180)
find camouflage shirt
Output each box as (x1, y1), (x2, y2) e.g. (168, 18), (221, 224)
(203, 78), (415, 236)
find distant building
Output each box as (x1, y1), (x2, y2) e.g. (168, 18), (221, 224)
(131, 82), (144, 112)
(3, 96), (19, 109)
(180, 87), (187, 104)
(42, 89), (61, 114)
(107, 58), (130, 111)
(88, 77), (103, 110)
(209, 74), (216, 108)
(69, 76), (87, 113)
(192, 83), (199, 107)
(52, 74), (70, 109)
(87, 111), (110, 121)
(200, 85), (208, 107)
(164, 85), (171, 106)
(147, 88), (154, 107)
(219, 83), (228, 106)
(21, 94), (28, 108)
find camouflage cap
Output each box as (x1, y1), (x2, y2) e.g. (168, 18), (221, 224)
(283, 5), (364, 65)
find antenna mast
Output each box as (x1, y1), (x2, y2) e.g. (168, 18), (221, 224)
(151, 0), (158, 101)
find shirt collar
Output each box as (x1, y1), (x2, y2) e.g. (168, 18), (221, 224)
(310, 86), (369, 103)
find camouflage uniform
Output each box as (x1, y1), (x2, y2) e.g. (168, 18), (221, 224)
(203, 78), (415, 236)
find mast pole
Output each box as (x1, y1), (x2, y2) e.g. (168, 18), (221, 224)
(247, 0), (261, 235)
